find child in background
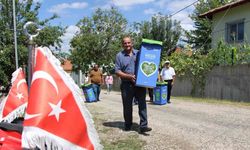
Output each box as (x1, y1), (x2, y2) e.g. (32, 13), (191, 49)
(105, 72), (113, 94)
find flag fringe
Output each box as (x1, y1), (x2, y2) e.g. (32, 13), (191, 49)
(22, 127), (87, 150)
(1, 103), (26, 123)
(34, 47), (102, 149)
(11, 68), (22, 84)
(0, 96), (8, 120)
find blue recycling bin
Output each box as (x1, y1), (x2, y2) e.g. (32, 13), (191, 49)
(81, 84), (96, 102)
(153, 82), (168, 105)
(135, 39), (162, 88)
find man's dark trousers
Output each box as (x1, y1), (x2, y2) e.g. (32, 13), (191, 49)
(164, 80), (173, 102)
(120, 82), (147, 129)
(92, 83), (101, 101)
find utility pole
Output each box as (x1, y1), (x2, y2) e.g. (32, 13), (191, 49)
(12, 0), (18, 69)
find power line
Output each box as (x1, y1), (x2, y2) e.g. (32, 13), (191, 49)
(198, 3), (233, 50)
(153, 0), (199, 19)
(169, 0), (199, 18)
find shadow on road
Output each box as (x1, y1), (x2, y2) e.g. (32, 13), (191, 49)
(103, 121), (139, 131)
(103, 121), (150, 136)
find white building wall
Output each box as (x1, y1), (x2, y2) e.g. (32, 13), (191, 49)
(211, 3), (250, 48)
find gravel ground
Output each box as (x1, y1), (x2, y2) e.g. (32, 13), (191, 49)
(86, 91), (250, 150)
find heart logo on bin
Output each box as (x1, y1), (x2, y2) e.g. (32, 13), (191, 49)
(140, 61), (157, 77)
(162, 94), (167, 100)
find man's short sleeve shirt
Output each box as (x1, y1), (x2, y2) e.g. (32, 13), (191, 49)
(115, 49), (138, 76)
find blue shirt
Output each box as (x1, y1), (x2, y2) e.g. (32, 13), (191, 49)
(115, 49), (138, 79)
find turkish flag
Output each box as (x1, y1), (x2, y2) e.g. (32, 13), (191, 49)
(22, 47), (102, 150)
(0, 68), (28, 122)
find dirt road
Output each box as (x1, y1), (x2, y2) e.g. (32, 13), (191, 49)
(86, 91), (250, 150)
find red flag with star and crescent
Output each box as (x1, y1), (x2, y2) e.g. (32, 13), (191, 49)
(0, 68), (28, 122)
(22, 47), (102, 150)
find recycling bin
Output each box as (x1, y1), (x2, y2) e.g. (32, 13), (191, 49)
(135, 39), (162, 88)
(153, 82), (168, 105)
(81, 84), (96, 102)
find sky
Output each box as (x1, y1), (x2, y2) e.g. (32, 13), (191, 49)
(34, 0), (197, 52)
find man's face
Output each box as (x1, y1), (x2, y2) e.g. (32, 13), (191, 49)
(165, 63), (170, 68)
(93, 65), (98, 71)
(122, 37), (133, 52)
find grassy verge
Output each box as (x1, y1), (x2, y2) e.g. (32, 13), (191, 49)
(173, 96), (250, 107)
(102, 134), (146, 150)
(89, 106), (146, 150)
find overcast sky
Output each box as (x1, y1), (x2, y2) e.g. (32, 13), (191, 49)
(35, 0), (197, 52)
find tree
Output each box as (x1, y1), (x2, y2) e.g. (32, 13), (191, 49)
(70, 7), (127, 73)
(131, 14), (182, 60)
(186, 0), (233, 54)
(0, 0), (64, 88)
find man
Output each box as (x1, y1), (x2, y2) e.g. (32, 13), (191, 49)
(160, 60), (176, 103)
(89, 64), (103, 101)
(115, 36), (152, 133)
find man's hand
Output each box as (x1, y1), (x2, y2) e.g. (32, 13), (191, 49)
(116, 71), (136, 83)
(127, 74), (136, 83)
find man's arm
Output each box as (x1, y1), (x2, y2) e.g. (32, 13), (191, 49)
(116, 71), (136, 83)
(172, 68), (176, 85)
(172, 75), (176, 85)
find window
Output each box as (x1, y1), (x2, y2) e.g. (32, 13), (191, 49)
(226, 20), (244, 43)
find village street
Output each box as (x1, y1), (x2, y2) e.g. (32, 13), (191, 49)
(86, 91), (250, 150)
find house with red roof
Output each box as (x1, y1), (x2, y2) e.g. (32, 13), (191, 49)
(200, 0), (250, 48)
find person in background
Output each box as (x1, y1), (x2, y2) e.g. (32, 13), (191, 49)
(115, 36), (152, 133)
(105, 72), (113, 94)
(89, 64), (103, 101)
(157, 67), (161, 81)
(160, 61), (176, 103)
(84, 73), (89, 84)
(149, 67), (161, 103)
(148, 88), (153, 102)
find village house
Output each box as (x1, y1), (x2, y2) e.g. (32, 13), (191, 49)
(200, 0), (250, 48)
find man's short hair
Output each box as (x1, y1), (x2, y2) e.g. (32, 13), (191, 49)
(121, 36), (133, 43)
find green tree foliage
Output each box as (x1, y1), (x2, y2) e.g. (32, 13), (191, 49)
(169, 41), (250, 96)
(70, 8), (127, 73)
(169, 50), (214, 96)
(132, 14), (182, 60)
(0, 0), (64, 88)
(186, 0), (232, 54)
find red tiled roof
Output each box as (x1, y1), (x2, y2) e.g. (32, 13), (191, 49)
(199, 0), (250, 19)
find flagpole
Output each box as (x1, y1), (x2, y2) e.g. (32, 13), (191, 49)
(12, 0), (18, 69)
(23, 22), (40, 92)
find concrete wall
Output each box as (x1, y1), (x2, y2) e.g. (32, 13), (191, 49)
(172, 64), (250, 102)
(211, 2), (250, 48)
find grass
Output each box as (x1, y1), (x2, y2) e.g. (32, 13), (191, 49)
(173, 96), (250, 107)
(90, 108), (146, 150)
(102, 134), (146, 150)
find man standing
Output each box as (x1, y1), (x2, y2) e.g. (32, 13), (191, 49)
(160, 60), (176, 103)
(115, 36), (152, 133)
(89, 64), (103, 101)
